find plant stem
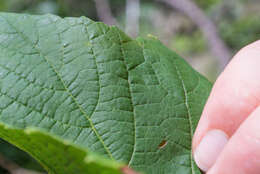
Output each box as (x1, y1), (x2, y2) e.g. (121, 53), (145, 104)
(94, 0), (118, 26)
(158, 0), (232, 71)
(0, 153), (44, 174)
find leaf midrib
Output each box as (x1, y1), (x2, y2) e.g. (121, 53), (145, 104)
(172, 61), (196, 174)
(116, 31), (137, 165)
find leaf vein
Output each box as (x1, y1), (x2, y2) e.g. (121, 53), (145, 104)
(116, 32), (136, 165)
(172, 61), (196, 174)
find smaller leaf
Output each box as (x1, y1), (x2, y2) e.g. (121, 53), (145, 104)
(0, 123), (125, 174)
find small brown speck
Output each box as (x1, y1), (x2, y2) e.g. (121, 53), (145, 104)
(158, 140), (167, 149)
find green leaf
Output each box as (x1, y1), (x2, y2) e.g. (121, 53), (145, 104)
(0, 124), (123, 174)
(0, 12), (212, 174)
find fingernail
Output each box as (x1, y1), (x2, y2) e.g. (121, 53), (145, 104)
(194, 129), (228, 172)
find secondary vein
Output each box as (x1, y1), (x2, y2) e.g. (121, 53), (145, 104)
(172, 61), (196, 174)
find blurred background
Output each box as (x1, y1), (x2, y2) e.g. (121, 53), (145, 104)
(0, 0), (259, 173)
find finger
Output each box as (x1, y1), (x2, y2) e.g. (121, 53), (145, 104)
(207, 105), (260, 174)
(192, 40), (260, 170)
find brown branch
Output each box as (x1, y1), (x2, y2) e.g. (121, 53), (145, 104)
(158, 0), (231, 70)
(125, 0), (140, 37)
(94, 0), (118, 26)
(0, 153), (44, 174)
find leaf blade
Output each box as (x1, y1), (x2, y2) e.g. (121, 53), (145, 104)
(0, 12), (212, 174)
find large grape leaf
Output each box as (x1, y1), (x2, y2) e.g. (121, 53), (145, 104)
(0, 12), (212, 174)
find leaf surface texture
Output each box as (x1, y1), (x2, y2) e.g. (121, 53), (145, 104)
(0, 13), (212, 174)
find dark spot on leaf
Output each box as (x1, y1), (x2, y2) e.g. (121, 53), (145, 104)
(158, 140), (167, 149)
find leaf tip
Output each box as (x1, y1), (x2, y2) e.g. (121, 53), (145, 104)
(147, 34), (158, 40)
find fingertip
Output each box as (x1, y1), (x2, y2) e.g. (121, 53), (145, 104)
(193, 129), (229, 172)
(192, 116), (209, 150)
(207, 105), (260, 174)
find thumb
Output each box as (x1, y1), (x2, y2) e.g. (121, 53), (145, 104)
(192, 40), (260, 171)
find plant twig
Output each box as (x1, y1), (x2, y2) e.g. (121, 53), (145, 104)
(0, 153), (43, 174)
(125, 0), (140, 37)
(158, 0), (232, 70)
(94, 0), (118, 26)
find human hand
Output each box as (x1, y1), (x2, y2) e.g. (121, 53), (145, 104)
(192, 40), (260, 174)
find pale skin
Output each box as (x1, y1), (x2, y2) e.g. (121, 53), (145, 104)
(192, 40), (260, 174)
